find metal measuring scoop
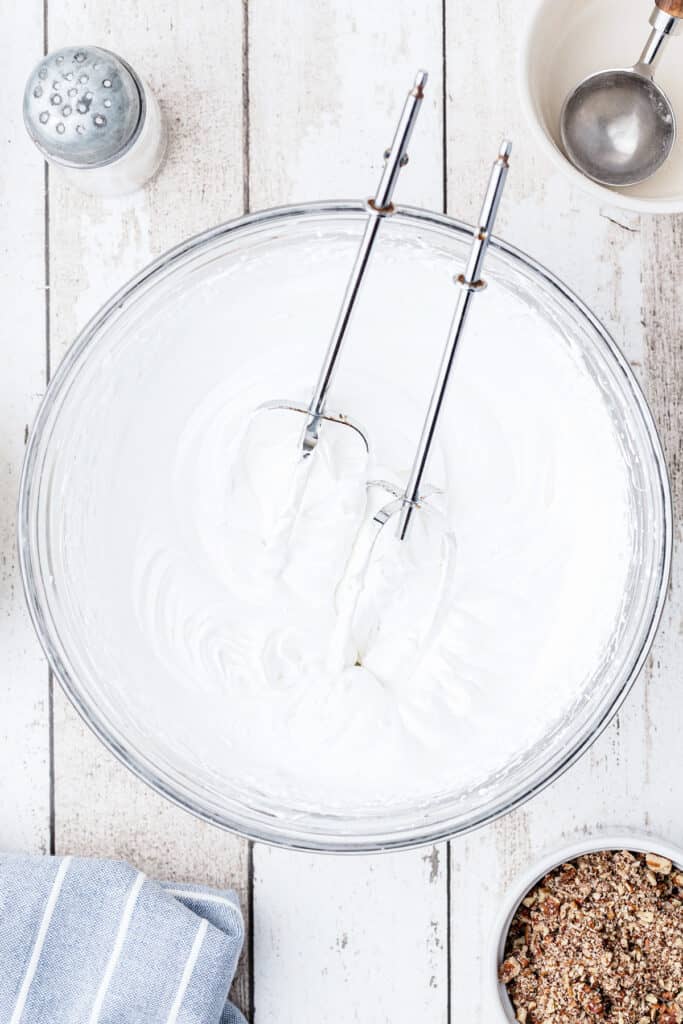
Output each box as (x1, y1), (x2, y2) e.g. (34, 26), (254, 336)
(329, 141), (512, 677)
(560, 1), (682, 187)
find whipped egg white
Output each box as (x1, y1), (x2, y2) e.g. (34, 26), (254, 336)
(48, 232), (635, 814)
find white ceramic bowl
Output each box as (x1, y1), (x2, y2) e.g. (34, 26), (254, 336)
(519, 0), (683, 213)
(491, 831), (683, 1022)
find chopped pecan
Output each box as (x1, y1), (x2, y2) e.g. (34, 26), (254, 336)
(646, 853), (673, 876)
(499, 957), (521, 983)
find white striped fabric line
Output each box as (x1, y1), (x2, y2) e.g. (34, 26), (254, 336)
(87, 869), (145, 1024)
(165, 889), (236, 908)
(166, 918), (209, 1024)
(10, 855), (73, 1024)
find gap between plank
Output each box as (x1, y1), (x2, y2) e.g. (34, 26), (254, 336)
(243, 3), (254, 1018)
(247, 840), (255, 1021)
(242, 0), (251, 214)
(441, 0), (448, 218)
(42, 4), (55, 860)
(446, 844), (452, 1023)
(442, 3), (453, 1020)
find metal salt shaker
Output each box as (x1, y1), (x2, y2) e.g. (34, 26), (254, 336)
(23, 46), (166, 196)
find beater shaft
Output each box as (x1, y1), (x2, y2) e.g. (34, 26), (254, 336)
(302, 71), (428, 456)
(396, 139), (512, 540)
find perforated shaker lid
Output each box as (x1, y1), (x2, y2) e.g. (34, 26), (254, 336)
(23, 46), (145, 168)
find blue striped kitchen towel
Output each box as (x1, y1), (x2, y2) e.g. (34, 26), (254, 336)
(0, 852), (247, 1024)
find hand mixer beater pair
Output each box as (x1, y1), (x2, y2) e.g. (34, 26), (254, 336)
(260, 70), (511, 535)
(242, 71), (512, 668)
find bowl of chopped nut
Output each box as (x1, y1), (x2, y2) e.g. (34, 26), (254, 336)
(494, 833), (683, 1024)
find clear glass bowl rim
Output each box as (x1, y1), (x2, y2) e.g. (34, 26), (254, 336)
(17, 200), (673, 854)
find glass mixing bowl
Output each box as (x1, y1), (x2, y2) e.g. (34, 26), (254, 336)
(18, 203), (672, 852)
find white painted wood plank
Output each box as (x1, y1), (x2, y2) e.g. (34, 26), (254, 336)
(444, 5), (680, 1023)
(248, 4), (448, 1022)
(254, 846), (446, 1024)
(248, 1), (443, 212)
(0, 3), (50, 854)
(45, 2), (252, 1016)
(444, 4), (644, 367)
(47, 4), (247, 348)
(639, 212), (683, 819)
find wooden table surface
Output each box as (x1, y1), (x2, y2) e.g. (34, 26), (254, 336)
(2, 1), (682, 1020)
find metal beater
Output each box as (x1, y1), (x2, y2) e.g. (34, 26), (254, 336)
(395, 138), (512, 539)
(257, 69), (428, 462)
(330, 140), (512, 673)
(229, 72), (430, 572)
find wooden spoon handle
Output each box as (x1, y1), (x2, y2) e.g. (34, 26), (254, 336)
(656, 0), (683, 17)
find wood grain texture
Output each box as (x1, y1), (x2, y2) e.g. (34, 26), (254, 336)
(248, 0), (444, 211)
(0, 0), (50, 854)
(254, 846), (448, 1024)
(642, 216), (683, 529)
(247, 3), (448, 1021)
(640, 212), (683, 844)
(46, 0), (252, 1016)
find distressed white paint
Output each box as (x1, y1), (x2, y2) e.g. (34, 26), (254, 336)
(254, 846), (447, 1024)
(0, 0), (50, 854)
(248, 0), (443, 212)
(2, 1), (682, 1022)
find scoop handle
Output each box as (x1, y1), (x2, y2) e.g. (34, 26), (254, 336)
(639, 3), (682, 68)
(656, 0), (683, 17)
